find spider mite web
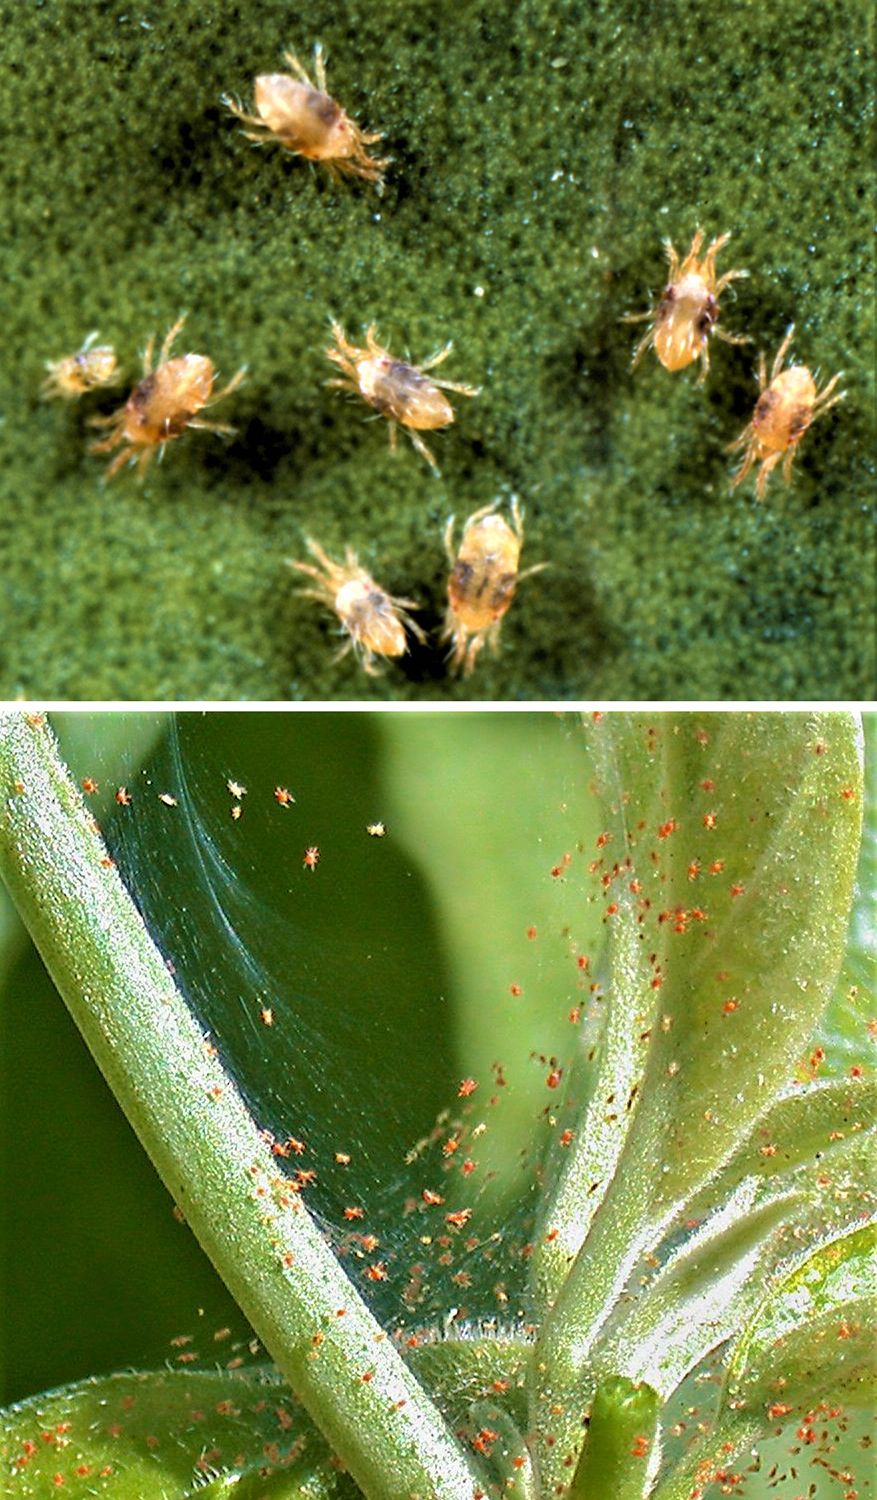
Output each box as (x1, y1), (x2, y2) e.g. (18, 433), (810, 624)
(77, 711), (606, 1343)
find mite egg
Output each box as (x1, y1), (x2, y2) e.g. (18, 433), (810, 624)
(89, 314), (246, 480)
(326, 321), (480, 474)
(42, 332), (120, 400)
(627, 230), (749, 381)
(729, 324), (845, 498)
(222, 44), (389, 184)
(441, 499), (545, 675)
(289, 537), (425, 675)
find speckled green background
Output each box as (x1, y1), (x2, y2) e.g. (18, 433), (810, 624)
(1, 0), (873, 700)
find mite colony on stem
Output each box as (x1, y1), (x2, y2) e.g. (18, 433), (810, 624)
(41, 43), (847, 678)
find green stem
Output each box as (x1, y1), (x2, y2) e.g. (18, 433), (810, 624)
(568, 1377), (660, 1500)
(0, 713), (482, 1500)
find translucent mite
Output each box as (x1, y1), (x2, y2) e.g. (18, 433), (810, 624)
(627, 230), (749, 381)
(729, 324), (844, 499)
(89, 314), (246, 480)
(326, 321), (480, 474)
(42, 332), (120, 400)
(222, 44), (389, 184)
(441, 500), (545, 675)
(289, 538), (425, 675)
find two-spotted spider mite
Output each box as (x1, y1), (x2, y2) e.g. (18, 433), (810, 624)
(627, 230), (749, 382)
(729, 324), (845, 499)
(89, 315), (246, 480)
(42, 332), (120, 400)
(222, 45), (389, 185)
(441, 500), (545, 675)
(289, 538), (425, 676)
(326, 321), (480, 475)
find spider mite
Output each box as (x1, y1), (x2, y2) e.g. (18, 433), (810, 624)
(303, 846), (320, 871)
(728, 324), (845, 499)
(326, 321), (480, 475)
(89, 314), (246, 480)
(288, 537), (425, 676)
(42, 331), (120, 400)
(222, 43), (389, 185)
(626, 230), (749, 381)
(441, 499), (545, 675)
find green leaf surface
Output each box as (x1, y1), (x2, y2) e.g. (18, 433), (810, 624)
(533, 712), (863, 1490)
(590, 1078), (876, 1398)
(651, 1226), (877, 1500)
(2, 2), (873, 700)
(0, 1369), (347, 1500)
(723, 1223), (877, 1416)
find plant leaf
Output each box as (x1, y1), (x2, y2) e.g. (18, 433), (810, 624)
(0, 1369), (351, 1500)
(533, 712), (863, 1491)
(589, 1078), (876, 1398)
(650, 1226), (877, 1500)
(722, 1222), (877, 1415)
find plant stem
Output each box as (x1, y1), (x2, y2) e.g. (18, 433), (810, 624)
(568, 1377), (659, 1500)
(0, 713), (482, 1500)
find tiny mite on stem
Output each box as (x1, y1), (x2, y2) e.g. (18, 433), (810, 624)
(626, 230), (749, 382)
(222, 44), (389, 185)
(326, 321), (480, 474)
(89, 314), (246, 481)
(728, 324), (845, 499)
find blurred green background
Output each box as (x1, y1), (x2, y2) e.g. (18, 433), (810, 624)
(1, 0), (873, 699)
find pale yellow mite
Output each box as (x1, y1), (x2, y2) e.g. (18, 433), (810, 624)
(289, 538), (425, 676)
(42, 332), (120, 400)
(441, 500), (545, 676)
(326, 321), (480, 474)
(89, 314), (246, 481)
(729, 325), (844, 499)
(222, 45), (389, 184)
(627, 230), (749, 381)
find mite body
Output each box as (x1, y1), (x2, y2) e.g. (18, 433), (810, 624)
(289, 538), (425, 675)
(441, 500), (544, 675)
(729, 325), (844, 498)
(326, 321), (479, 474)
(42, 332), (120, 400)
(627, 230), (749, 381)
(89, 315), (246, 480)
(222, 45), (388, 184)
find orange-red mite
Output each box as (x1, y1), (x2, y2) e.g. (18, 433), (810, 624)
(729, 324), (845, 499)
(289, 537), (425, 675)
(326, 321), (480, 474)
(441, 500), (545, 675)
(89, 314), (246, 481)
(42, 332), (120, 400)
(222, 45), (389, 184)
(628, 230), (749, 381)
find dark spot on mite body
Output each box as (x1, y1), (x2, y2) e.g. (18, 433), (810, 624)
(755, 389), (777, 423)
(306, 91), (342, 128)
(129, 374), (157, 412)
(788, 405), (811, 439)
